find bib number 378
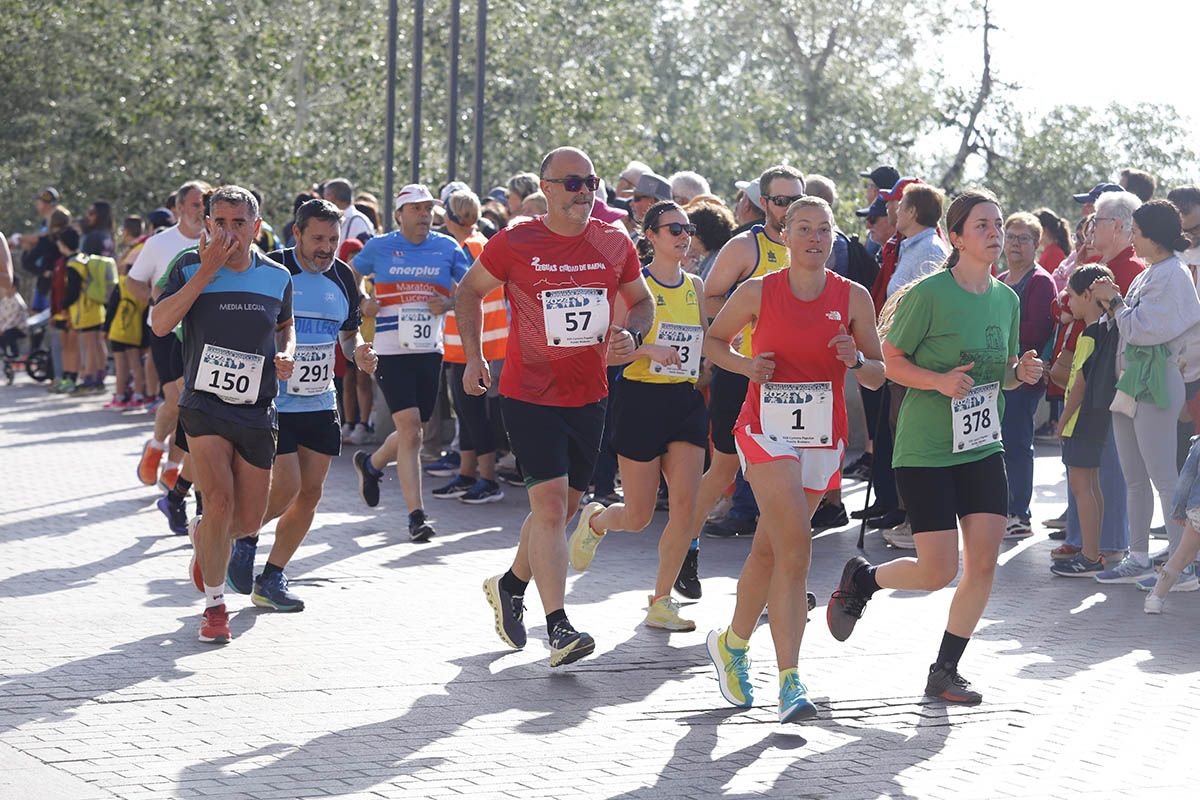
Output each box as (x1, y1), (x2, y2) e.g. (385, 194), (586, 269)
(542, 287), (609, 347)
(952, 381), (1000, 452)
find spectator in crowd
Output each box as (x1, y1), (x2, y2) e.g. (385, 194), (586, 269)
(1073, 182), (1124, 217)
(323, 178), (376, 247)
(1035, 208), (1072, 271)
(732, 179), (766, 234)
(82, 201), (115, 258)
(283, 191), (319, 249)
(1166, 186), (1200, 278)
(860, 165), (900, 206)
(521, 191), (549, 217)
(683, 201), (735, 279)
(615, 160), (652, 199)
(630, 172), (672, 227)
(1092, 191), (1146, 294)
(1119, 168), (1156, 203)
(669, 171), (711, 206)
(886, 183), (949, 296)
(504, 172), (540, 216)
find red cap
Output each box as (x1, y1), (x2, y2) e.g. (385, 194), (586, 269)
(338, 238), (364, 262)
(879, 176), (925, 202)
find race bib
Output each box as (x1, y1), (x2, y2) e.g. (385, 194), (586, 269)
(542, 287), (609, 347)
(952, 381), (1000, 452)
(760, 381), (833, 447)
(650, 323), (703, 379)
(397, 306), (439, 350)
(196, 343), (264, 405)
(287, 342), (336, 396)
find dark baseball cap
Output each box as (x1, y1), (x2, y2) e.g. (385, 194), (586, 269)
(1073, 182), (1123, 204)
(36, 187), (60, 204)
(855, 195), (889, 219)
(147, 208), (175, 229)
(859, 166), (900, 192)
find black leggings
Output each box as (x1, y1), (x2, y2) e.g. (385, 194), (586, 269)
(450, 362), (496, 456)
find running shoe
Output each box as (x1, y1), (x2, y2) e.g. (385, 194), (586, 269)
(1144, 592), (1166, 614)
(841, 451), (872, 482)
(252, 571), (305, 612)
(811, 501), (848, 531)
(583, 490), (622, 506)
(187, 517), (204, 593)
(702, 513), (756, 539)
(568, 502), (606, 571)
(924, 664), (983, 704)
(460, 478), (504, 505)
(851, 501), (888, 520)
(347, 423), (370, 446)
(1094, 556), (1155, 584)
(423, 451), (461, 477)
(137, 440), (164, 486)
(353, 450), (381, 507)
(496, 467), (525, 487)
(1049, 552), (1104, 577)
(1151, 545), (1170, 566)
(1150, 524), (1167, 539)
(340, 422), (354, 443)
(482, 574), (526, 649)
(807, 592), (816, 612)
(674, 548), (702, 600)
(779, 673), (818, 723)
(706, 628), (753, 708)
(548, 620), (595, 667)
(1134, 564), (1199, 593)
(198, 604), (232, 644)
(867, 509), (907, 530)
(1043, 510), (1068, 530)
(156, 494), (188, 535)
(432, 473), (474, 499)
(158, 466), (179, 492)
(1050, 544), (1080, 560)
(102, 394), (128, 409)
(882, 521), (915, 549)
(226, 537), (257, 595)
(408, 509), (436, 543)
(1004, 516), (1033, 540)
(644, 594), (696, 632)
(827, 556), (871, 642)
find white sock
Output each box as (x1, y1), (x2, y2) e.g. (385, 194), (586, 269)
(163, 460), (180, 472)
(149, 438), (166, 450)
(204, 584), (225, 609)
(1131, 552), (1151, 567)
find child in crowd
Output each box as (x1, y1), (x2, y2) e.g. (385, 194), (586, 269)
(1051, 264), (1120, 577)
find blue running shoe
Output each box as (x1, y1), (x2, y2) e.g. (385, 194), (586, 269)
(156, 494), (188, 535)
(226, 537), (257, 594)
(779, 672), (818, 723)
(252, 571), (305, 612)
(423, 451), (461, 477)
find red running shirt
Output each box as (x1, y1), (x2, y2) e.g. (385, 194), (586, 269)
(480, 218), (641, 407)
(736, 269), (852, 450)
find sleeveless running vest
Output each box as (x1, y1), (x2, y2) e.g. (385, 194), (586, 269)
(735, 225), (789, 357)
(737, 269), (851, 450)
(108, 274), (148, 346)
(624, 267), (703, 384)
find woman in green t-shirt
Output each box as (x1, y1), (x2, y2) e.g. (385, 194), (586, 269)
(825, 189), (1044, 704)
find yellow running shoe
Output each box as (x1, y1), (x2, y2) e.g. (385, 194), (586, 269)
(568, 502), (606, 572)
(706, 628), (753, 708)
(644, 594), (696, 632)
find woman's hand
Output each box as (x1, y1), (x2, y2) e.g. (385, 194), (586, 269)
(1016, 349), (1044, 385)
(937, 361), (975, 400)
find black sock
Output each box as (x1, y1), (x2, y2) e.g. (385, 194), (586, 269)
(195, 491), (203, 516)
(853, 563), (881, 598)
(260, 561), (284, 580)
(935, 631), (970, 670)
(499, 569), (528, 596)
(546, 608), (568, 630)
(170, 478), (192, 501)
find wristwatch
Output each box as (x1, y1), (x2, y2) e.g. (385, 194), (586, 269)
(849, 350), (865, 370)
(629, 328), (644, 348)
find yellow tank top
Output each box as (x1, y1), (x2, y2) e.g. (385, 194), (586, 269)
(108, 275), (148, 346)
(623, 267), (703, 385)
(736, 225), (789, 357)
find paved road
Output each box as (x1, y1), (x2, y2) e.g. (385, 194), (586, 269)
(1, 381), (1197, 800)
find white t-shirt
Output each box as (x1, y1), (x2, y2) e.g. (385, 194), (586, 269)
(339, 208), (374, 250)
(128, 225), (200, 324)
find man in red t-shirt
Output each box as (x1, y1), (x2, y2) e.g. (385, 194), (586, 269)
(456, 147), (654, 667)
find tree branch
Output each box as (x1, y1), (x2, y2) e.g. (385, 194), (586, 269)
(940, 0), (994, 193)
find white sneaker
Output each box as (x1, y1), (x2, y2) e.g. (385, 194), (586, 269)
(340, 423), (354, 443)
(348, 423), (369, 445)
(882, 520), (916, 549)
(1004, 516), (1033, 540)
(1144, 593), (1165, 614)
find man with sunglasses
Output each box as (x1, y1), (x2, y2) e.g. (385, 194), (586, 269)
(457, 146), (654, 667)
(684, 165), (806, 545)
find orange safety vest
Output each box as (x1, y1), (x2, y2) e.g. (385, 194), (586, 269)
(443, 231), (508, 364)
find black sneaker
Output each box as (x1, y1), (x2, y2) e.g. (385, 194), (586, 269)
(702, 514), (756, 539)
(353, 450), (381, 507)
(432, 473), (474, 499)
(408, 509), (436, 543)
(827, 556), (871, 642)
(811, 501), (849, 531)
(674, 549), (702, 599)
(482, 575), (526, 649)
(584, 490), (622, 506)
(548, 619), (595, 667)
(867, 509), (907, 530)
(496, 467), (525, 487)
(807, 591), (816, 612)
(851, 501), (888, 520)
(924, 663), (983, 704)
(842, 452), (873, 481)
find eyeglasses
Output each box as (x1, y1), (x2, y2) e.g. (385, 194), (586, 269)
(762, 194), (804, 208)
(651, 222), (696, 237)
(543, 174), (601, 193)
(1008, 235), (1036, 245)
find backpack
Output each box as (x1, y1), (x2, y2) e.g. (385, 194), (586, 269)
(844, 233), (879, 290)
(83, 254), (117, 305)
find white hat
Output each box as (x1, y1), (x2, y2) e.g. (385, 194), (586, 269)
(735, 179), (763, 211)
(439, 181), (470, 205)
(395, 183), (435, 208)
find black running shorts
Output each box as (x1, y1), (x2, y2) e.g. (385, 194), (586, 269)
(708, 366), (749, 455)
(501, 396), (606, 491)
(178, 407), (278, 470)
(895, 452), (1008, 534)
(375, 353), (442, 422)
(612, 380), (709, 462)
(277, 410), (342, 457)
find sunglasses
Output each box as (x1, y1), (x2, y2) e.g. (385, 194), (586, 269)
(651, 222), (696, 237)
(543, 174), (601, 193)
(763, 193), (804, 208)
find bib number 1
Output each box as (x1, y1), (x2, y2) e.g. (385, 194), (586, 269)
(760, 381), (833, 447)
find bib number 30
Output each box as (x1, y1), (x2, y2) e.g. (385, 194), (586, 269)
(952, 381), (1000, 452)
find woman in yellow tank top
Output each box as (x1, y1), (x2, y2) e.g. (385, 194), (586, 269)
(566, 201), (710, 633)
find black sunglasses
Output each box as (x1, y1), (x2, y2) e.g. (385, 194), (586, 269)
(763, 193), (805, 208)
(651, 222), (697, 236)
(543, 174), (601, 193)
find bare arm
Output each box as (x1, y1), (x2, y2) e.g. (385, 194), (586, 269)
(273, 318), (296, 380)
(702, 234), (755, 319)
(1056, 371), (1086, 436)
(882, 340), (975, 399)
(456, 260), (505, 395)
(845, 283), (886, 391)
(0, 233), (12, 291)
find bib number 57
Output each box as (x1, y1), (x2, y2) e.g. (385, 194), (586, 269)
(564, 310), (592, 332)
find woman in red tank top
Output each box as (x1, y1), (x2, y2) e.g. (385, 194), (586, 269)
(700, 197), (886, 722)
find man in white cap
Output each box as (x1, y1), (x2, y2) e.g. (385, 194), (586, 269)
(630, 172), (672, 226)
(350, 184), (471, 542)
(615, 160), (652, 200)
(732, 179), (766, 234)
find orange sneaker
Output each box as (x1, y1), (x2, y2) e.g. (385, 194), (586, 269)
(198, 604), (231, 644)
(137, 441), (163, 486)
(158, 466), (180, 492)
(187, 517), (204, 593)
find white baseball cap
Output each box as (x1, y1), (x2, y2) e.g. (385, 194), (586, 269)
(395, 183), (435, 208)
(734, 180), (763, 211)
(439, 181), (470, 205)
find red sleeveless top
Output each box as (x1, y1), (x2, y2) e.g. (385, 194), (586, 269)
(735, 269), (852, 450)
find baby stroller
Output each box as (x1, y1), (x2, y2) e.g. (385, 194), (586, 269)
(3, 308), (52, 384)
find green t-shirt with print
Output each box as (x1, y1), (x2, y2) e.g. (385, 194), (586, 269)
(886, 269), (1020, 468)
